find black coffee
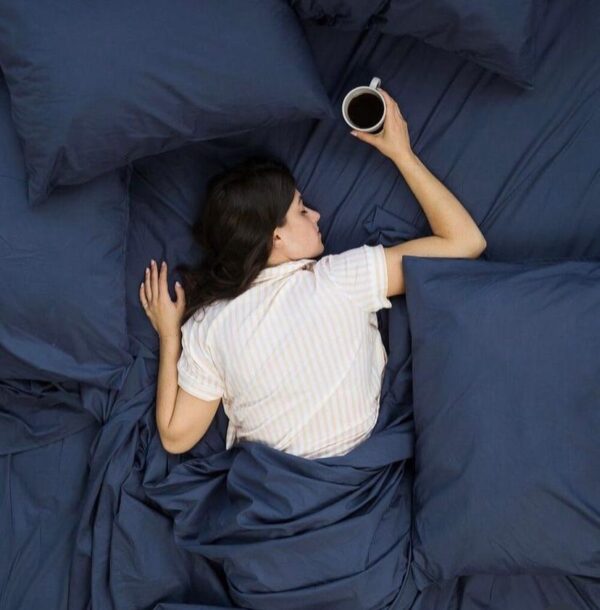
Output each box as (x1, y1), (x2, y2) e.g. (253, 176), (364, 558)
(348, 93), (384, 129)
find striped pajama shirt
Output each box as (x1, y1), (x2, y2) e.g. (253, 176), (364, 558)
(176, 243), (392, 459)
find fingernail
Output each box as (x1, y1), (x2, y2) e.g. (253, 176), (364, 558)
(175, 281), (181, 287)
(151, 259), (155, 266)
(161, 261), (165, 267)
(350, 131), (357, 137)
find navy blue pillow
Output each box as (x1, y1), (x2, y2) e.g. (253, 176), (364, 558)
(402, 256), (600, 587)
(0, 0), (334, 207)
(290, 0), (546, 89)
(0, 75), (132, 389)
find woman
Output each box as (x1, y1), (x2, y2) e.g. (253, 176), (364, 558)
(139, 88), (486, 458)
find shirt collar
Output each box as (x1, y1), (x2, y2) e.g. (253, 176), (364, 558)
(251, 257), (317, 285)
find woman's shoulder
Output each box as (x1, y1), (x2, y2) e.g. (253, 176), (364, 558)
(192, 299), (230, 320)
(196, 298), (240, 331)
(181, 303), (229, 354)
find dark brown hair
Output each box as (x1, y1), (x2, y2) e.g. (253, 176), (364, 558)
(176, 156), (296, 326)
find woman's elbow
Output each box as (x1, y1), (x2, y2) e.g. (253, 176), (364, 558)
(464, 234), (487, 258)
(160, 435), (181, 455)
(159, 431), (190, 455)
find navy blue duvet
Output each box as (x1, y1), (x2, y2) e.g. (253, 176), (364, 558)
(1, 1), (600, 609)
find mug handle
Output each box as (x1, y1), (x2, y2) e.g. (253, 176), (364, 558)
(369, 77), (381, 90)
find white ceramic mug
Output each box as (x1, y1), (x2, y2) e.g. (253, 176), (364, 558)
(342, 77), (386, 134)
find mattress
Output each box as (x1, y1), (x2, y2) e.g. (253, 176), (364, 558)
(1, 0), (599, 608)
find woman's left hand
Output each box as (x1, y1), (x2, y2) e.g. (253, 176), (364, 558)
(140, 259), (186, 339)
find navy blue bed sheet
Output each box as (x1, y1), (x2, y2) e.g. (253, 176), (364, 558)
(2, 0), (600, 608)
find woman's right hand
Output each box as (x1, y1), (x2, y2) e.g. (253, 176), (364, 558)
(350, 88), (413, 162)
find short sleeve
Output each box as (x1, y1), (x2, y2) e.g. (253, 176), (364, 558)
(177, 313), (225, 401)
(315, 243), (392, 313)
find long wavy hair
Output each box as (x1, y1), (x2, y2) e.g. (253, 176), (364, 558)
(176, 156), (297, 326)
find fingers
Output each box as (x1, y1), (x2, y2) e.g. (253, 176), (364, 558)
(379, 88), (396, 107)
(141, 258), (182, 294)
(160, 260), (168, 294)
(139, 280), (149, 311)
(144, 264), (152, 301)
(142, 259), (161, 304)
(151, 259), (159, 300)
(141, 259), (182, 316)
(351, 129), (376, 143)
(174, 281), (186, 307)
(378, 88), (404, 118)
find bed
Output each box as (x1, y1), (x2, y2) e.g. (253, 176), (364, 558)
(1, 1), (599, 609)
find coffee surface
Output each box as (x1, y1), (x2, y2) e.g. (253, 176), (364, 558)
(348, 93), (384, 129)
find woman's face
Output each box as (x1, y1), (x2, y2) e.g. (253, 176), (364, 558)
(271, 189), (324, 263)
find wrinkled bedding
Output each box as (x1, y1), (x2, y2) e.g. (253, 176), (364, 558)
(1, 0), (600, 609)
